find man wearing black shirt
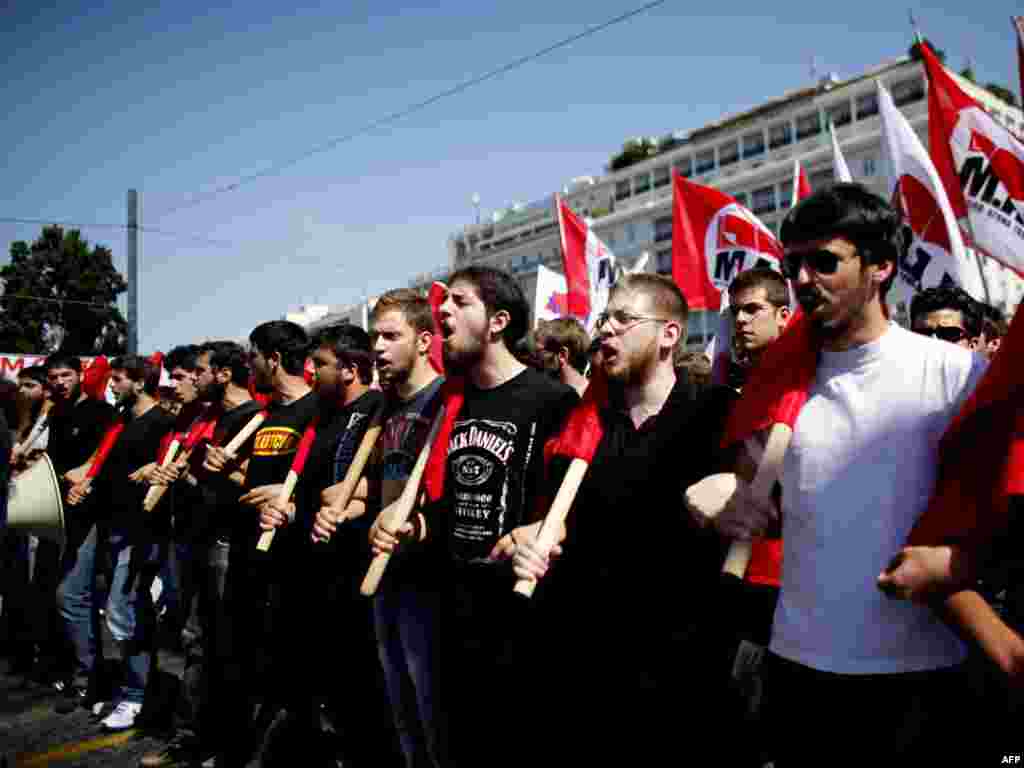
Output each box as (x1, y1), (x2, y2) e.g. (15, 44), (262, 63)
(204, 320), (318, 768)
(259, 322), (393, 767)
(139, 341), (260, 768)
(78, 355), (176, 730)
(371, 267), (577, 767)
(515, 273), (734, 762)
(47, 352), (116, 712)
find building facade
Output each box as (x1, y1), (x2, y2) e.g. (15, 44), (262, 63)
(447, 54), (1024, 345)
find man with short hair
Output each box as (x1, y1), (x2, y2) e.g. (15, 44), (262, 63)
(910, 285), (983, 351)
(317, 290), (445, 768)
(370, 267), (578, 767)
(532, 317), (590, 396)
(727, 267), (791, 376)
(515, 273), (734, 762)
(47, 352), (117, 712)
(722, 184), (986, 765)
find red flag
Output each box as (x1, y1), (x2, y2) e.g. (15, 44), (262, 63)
(921, 41), (1024, 276)
(85, 419), (125, 480)
(81, 356), (111, 401)
(671, 173), (783, 312)
(288, 414), (320, 477)
(556, 196), (616, 332)
(907, 304), (1024, 550)
(792, 160), (812, 207)
(424, 282), (463, 503)
(427, 282), (447, 375)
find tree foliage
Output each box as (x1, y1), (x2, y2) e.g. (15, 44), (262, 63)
(609, 137), (658, 172)
(0, 225), (128, 354)
(908, 39), (945, 63)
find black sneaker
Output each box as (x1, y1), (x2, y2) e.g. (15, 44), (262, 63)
(54, 684), (89, 714)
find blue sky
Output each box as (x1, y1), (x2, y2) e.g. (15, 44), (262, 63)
(1, 0), (1020, 353)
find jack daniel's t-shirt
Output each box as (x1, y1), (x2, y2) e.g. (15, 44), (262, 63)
(443, 367), (576, 566)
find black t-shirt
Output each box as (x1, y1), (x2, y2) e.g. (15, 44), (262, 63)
(93, 404), (176, 532)
(47, 397), (117, 476)
(239, 391), (320, 545)
(554, 371), (735, 639)
(175, 399), (264, 544)
(442, 367), (577, 569)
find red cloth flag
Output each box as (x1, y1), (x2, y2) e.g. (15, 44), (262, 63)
(81, 356), (111, 401)
(556, 195), (616, 333)
(288, 415), (320, 477)
(921, 41), (1024, 276)
(792, 160), (812, 207)
(907, 304), (1024, 550)
(85, 419), (125, 480)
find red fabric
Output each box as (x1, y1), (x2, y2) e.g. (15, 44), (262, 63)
(721, 310), (817, 447)
(427, 282), (447, 374)
(745, 537), (782, 587)
(793, 160), (812, 206)
(247, 375), (273, 408)
(907, 304), (1024, 549)
(556, 195), (591, 319)
(303, 357), (315, 386)
(85, 420), (124, 479)
(81, 356), (111, 401)
(546, 367), (608, 463)
(289, 414), (320, 475)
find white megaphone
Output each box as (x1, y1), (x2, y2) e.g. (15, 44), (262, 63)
(5, 453), (65, 550)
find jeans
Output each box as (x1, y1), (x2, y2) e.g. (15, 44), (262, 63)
(373, 584), (444, 768)
(57, 523), (160, 703)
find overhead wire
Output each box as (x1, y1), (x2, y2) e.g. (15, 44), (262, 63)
(155, 0), (667, 219)
(0, 217), (234, 247)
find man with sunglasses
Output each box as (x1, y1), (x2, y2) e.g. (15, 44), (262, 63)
(514, 273), (735, 762)
(738, 184), (987, 766)
(910, 285), (983, 350)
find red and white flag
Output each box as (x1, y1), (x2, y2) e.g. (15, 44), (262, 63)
(829, 121), (854, 183)
(555, 195), (616, 334)
(533, 264), (569, 326)
(877, 78), (984, 300)
(791, 160), (812, 207)
(920, 42), (1024, 277)
(671, 172), (784, 383)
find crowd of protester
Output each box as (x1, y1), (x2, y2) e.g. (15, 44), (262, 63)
(0, 182), (1021, 767)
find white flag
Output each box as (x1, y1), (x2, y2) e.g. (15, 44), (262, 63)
(830, 122), (853, 182)
(533, 264), (569, 327)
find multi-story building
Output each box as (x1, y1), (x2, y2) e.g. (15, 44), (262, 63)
(447, 53), (1024, 346)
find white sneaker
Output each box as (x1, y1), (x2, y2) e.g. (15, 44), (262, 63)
(100, 700), (142, 731)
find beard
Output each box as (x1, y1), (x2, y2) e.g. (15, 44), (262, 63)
(604, 338), (658, 386)
(442, 334), (484, 375)
(198, 380), (226, 404)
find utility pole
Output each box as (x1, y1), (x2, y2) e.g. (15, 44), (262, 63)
(127, 189), (139, 354)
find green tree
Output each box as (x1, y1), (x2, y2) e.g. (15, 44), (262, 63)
(0, 225), (127, 354)
(609, 137), (658, 172)
(908, 39), (945, 63)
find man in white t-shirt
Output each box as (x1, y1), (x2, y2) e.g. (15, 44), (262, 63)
(751, 184), (986, 766)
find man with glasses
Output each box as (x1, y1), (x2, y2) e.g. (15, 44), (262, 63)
(514, 273), (734, 763)
(910, 285), (983, 350)
(727, 183), (986, 765)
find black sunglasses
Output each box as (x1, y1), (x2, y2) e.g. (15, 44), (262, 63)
(782, 249), (841, 279)
(914, 326), (969, 344)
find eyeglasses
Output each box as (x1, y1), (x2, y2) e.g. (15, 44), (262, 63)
(728, 302), (774, 320)
(595, 309), (669, 334)
(914, 326), (969, 344)
(781, 249), (841, 280)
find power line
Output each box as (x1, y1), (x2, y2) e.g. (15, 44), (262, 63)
(1, 294), (114, 309)
(156, 0), (667, 219)
(0, 217), (234, 247)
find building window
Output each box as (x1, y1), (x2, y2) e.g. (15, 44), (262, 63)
(855, 91), (878, 120)
(654, 216), (672, 243)
(809, 168), (834, 189)
(779, 179), (794, 209)
(674, 156), (693, 178)
(653, 166), (670, 188)
(742, 130), (766, 159)
(769, 121), (793, 149)
(615, 180), (631, 201)
(656, 248), (672, 275)
(733, 191), (748, 208)
(752, 185), (776, 215)
(827, 100), (852, 129)
(796, 112), (821, 141)
(863, 155), (877, 177)
(891, 77), (925, 107)
(719, 140), (739, 167)
(634, 173), (651, 195)
(695, 148), (715, 175)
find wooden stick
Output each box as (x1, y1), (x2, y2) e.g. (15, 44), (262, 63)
(224, 411), (267, 456)
(513, 457), (589, 598)
(360, 404), (446, 597)
(141, 439), (181, 512)
(256, 469), (300, 551)
(319, 404), (385, 531)
(722, 423), (791, 578)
